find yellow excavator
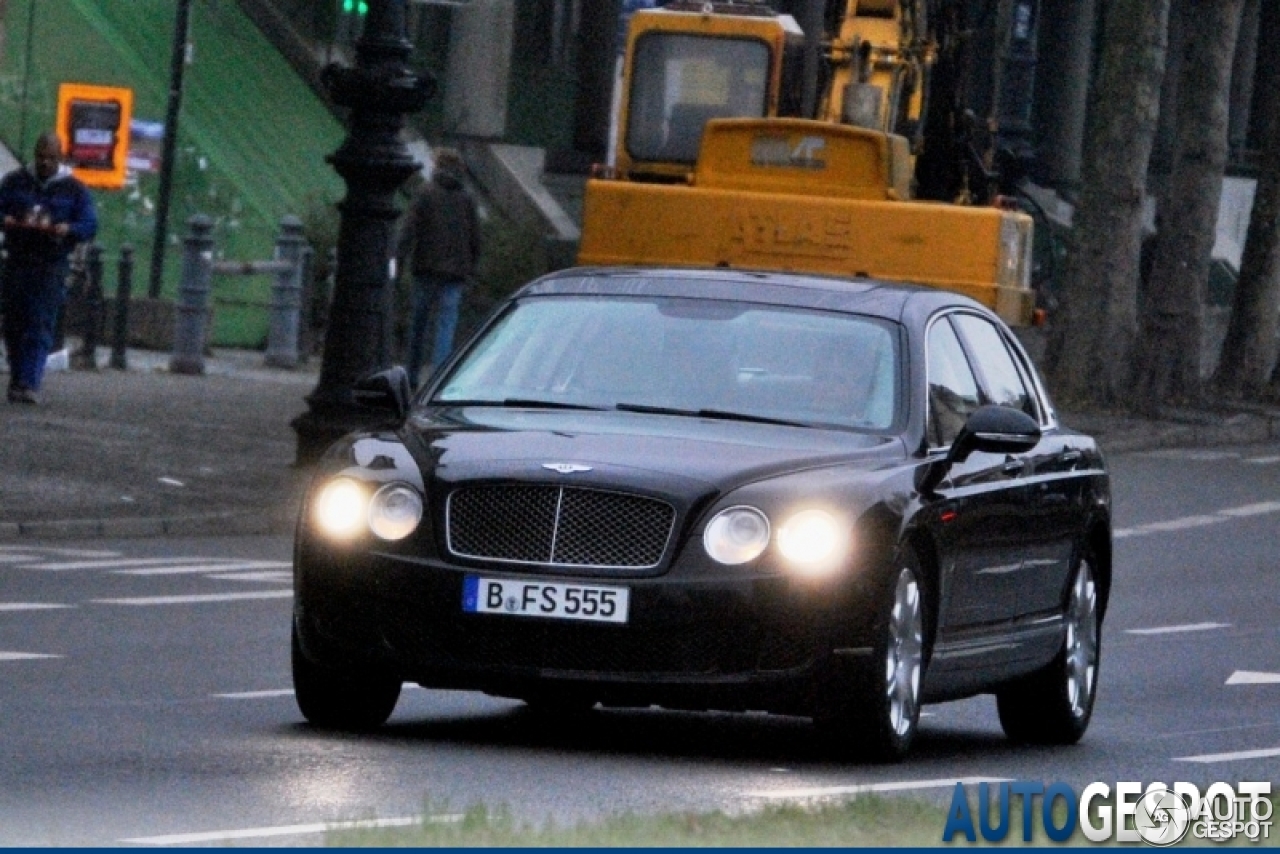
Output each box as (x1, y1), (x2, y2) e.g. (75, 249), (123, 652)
(577, 0), (1039, 325)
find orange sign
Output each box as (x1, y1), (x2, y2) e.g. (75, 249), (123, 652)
(55, 83), (134, 189)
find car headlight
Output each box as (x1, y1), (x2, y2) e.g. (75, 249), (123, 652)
(314, 477), (369, 539)
(777, 508), (848, 576)
(368, 483), (423, 541)
(703, 506), (771, 565)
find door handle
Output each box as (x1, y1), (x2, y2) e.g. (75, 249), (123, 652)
(1001, 458), (1026, 476)
(1060, 450), (1083, 469)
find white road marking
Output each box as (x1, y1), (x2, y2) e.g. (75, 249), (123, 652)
(1226, 670), (1280, 685)
(1243, 455), (1280, 464)
(0, 546), (118, 557)
(1116, 500), (1280, 539)
(1174, 746), (1280, 763)
(205, 571), (293, 583)
(213, 684), (422, 700)
(24, 557), (221, 572)
(214, 689), (296, 699)
(115, 561), (290, 576)
(1124, 622), (1231, 636)
(1125, 515), (1228, 535)
(92, 591), (293, 606)
(0, 651), (62, 660)
(121, 815), (461, 846)
(0, 602), (75, 612)
(748, 776), (1009, 800)
(1219, 501), (1280, 517)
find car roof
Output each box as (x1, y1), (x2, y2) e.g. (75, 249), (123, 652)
(517, 266), (989, 323)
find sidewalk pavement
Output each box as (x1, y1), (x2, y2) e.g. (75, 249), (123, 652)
(3, 344), (1280, 541)
(0, 345), (318, 540)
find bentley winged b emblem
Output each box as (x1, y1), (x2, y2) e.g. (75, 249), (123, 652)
(542, 463), (593, 474)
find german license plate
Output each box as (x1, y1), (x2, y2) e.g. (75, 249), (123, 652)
(462, 575), (630, 624)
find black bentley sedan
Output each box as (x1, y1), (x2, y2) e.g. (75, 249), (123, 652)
(292, 267), (1111, 761)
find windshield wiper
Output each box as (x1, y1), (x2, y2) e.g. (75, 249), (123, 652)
(614, 402), (813, 428)
(432, 398), (610, 411)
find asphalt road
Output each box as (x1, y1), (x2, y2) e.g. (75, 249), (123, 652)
(1, 442), (1278, 846)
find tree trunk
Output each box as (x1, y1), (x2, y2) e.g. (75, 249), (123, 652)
(1217, 0), (1280, 398)
(1045, 0), (1171, 408)
(1228, 0), (1261, 156)
(1147, 0), (1186, 202)
(1032, 0), (1097, 197)
(1133, 0), (1245, 413)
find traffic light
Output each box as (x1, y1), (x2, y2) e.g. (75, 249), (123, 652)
(337, 0), (367, 43)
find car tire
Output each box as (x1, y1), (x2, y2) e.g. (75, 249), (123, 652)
(291, 623), (402, 730)
(819, 546), (928, 763)
(996, 551), (1100, 745)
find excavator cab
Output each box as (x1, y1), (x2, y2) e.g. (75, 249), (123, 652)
(617, 3), (805, 181)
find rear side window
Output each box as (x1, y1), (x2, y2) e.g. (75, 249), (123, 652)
(951, 313), (1038, 420)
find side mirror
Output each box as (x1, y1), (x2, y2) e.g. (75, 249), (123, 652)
(917, 405), (1041, 495)
(352, 366), (412, 422)
(950, 405), (1041, 463)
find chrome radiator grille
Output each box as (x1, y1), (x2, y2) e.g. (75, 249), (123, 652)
(446, 484), (676, 569)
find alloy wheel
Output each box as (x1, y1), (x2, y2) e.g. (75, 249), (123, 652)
(1064, 560), (1098, 719)
(885, 567), (924, 737)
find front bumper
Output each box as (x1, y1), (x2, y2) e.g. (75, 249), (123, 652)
(294, 542), (878, 714)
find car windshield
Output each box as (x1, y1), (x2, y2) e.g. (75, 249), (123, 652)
(431, 294), (900, 432)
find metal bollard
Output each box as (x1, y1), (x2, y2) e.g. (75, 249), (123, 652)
(110, 245), (134, 370)
(301, 246), (335, 361)
(57, 250), (86, 353)
(264, 215), (307, 369)
(170, 215), (215, 375)
(76, 245), (105, 369)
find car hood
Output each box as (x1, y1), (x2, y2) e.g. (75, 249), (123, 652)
(400, 406), (903, 495)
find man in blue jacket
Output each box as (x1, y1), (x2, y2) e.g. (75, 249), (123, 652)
(0, 132), (97, 403)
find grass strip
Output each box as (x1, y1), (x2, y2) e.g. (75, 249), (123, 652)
(326, 793), (1280, 848)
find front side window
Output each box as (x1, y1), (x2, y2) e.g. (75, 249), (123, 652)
(626, 34), (770, 163)
(433, 294), (900, 432)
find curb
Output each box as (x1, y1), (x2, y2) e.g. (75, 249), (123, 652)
(1089, 411), (1280, 456)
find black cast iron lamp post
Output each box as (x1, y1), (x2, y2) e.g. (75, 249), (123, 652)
(292, 0), (434, 465)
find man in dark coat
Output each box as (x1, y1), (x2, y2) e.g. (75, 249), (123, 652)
(396, 147), (481, 387)
(0, 132), (98, 403)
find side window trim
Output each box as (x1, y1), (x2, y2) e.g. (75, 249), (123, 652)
(1002, 327), (1056, 429)
(1000, 328), (1047, 426)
